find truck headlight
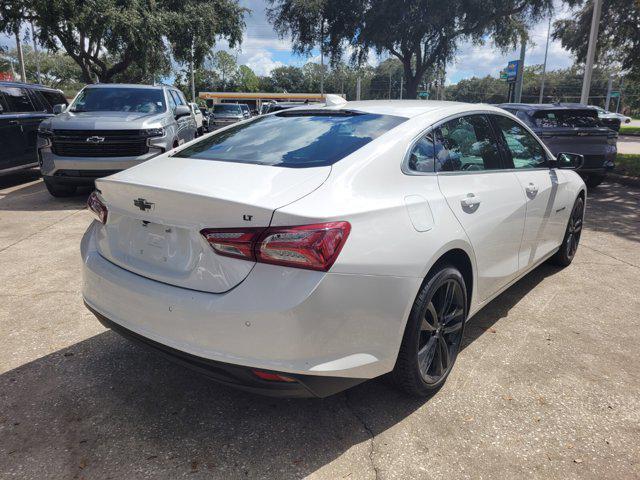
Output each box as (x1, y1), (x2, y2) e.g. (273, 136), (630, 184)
(143, 127), (165, 137)
(37, 126), (53, 138)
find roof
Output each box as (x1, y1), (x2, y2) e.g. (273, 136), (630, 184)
(200, 92), (326, 101)
(323, 100), (504, 118)
(83, 83), (164, 89)
(499, 103), (598, 112)
(0, 80), (62, 92)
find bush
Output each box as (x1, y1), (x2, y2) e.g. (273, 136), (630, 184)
(615, 154), (640, 176)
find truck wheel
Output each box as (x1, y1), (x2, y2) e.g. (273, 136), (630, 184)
(44, 178), (77, 197)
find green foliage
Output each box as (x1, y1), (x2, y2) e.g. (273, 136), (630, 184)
(553, 0), (640, 80)
(3, 0), (246, 84)
(236, 65), (259, 92)
(268, 0), (553, 97)
(620, 126), (640, 135)
(270, 65), (305, 92)
(615, 154), (640, 176)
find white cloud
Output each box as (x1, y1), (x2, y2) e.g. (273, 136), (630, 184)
(245, 50), (284, 75)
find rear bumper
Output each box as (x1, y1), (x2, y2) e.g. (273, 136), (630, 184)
(88, 303), (363, 398)
(81, 222), (419, 387)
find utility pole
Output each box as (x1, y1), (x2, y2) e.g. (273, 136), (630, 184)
(580, 0), (603, 105)
(388, 69), (392, 99)
(190, 42), (196, 103)
(605, 74), (613, 110)
(400, 77), (403, 99)
(356, 76), (361, 101)
(514, 36), (526, 103)
(539, 16), (551, 103)
(319, 19), (324, 94)
(30, 22), (41, 84)
(15, 27), (26, 83)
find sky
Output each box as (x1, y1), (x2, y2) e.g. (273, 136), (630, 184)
(1, 0), (578, 84)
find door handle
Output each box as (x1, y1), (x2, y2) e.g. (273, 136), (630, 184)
(525, 183), (539, 197)
(460, 194), (481, 209)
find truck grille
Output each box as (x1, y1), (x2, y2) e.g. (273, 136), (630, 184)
(52, 130), (149, 158)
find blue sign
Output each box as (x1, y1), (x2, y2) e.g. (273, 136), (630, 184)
(506, 60), (519, 82)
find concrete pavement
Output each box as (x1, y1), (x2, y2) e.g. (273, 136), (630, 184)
(1, 171), (639, 479)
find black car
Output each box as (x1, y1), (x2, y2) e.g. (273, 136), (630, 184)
(498, 103), (617, 188)
(0, 81), (68, 175)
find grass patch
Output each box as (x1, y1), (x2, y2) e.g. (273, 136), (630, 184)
(620, 125), (640, 135)
(616, 153), (640, 176)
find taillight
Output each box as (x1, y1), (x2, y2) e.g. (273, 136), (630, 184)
(200, 221), (351, 272)
(251, 369), (296, 382)
(87, 191), (108, 224)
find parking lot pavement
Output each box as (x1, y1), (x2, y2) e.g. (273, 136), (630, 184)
(617, 135), (640, 155)
(1, 171), (639, 480)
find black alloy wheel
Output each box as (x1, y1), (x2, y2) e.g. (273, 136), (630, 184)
(551, 196), (584, 267)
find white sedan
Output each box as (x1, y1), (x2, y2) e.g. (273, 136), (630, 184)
(82, 98), (586, 398)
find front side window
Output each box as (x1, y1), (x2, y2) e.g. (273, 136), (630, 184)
(39, 90), (67, 110)
(493, 115), (547, 169)
(434, 115), (502, 172)
(0, 87), (35, 113)
(407, 133), (435, 173)
(70, 87), (166, 113)
(175, 110), (406, 168)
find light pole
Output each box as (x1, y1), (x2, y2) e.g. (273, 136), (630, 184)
(539, 16), (551, 103)
(514, 35), (526, 103)
(580, 0), (603, 105)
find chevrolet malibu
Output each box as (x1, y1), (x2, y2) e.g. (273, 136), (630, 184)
(82, 98), (586, 398)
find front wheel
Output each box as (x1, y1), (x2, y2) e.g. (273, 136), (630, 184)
(550, 196), (584, 267)
(392, 266), (467, 397)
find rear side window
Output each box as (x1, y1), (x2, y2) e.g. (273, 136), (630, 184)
(533, 110), (602, 128)
(434, 115), (503, 172)
(175, 111), (406, 168)
(407, 133), (435, 173)
(0, 87), (35, 112)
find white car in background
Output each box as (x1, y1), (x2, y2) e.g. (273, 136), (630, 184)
(594, 106), (632, 124)
(189, 102), (205, 136)
(82, 98), (586, 398)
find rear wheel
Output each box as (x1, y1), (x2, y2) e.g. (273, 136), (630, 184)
(44, 178), (77, 197)
(393, 266), (467, 397)
(551, 196), (584, 267)
(585, 174), (605, 189)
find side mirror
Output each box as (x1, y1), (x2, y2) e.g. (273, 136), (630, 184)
(174, 104), (191, 119)
(552, 152), (584, 170)
(53, 104), (67, 114)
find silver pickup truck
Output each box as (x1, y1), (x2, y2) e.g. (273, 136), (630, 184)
(37, 83), (197, 197)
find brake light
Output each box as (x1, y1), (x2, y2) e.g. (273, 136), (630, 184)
(87, 191), (108, 224)
(251, 369), (296, 382)
(200, 221), (351, 271)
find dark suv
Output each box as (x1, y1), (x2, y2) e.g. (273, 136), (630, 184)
(498, 103), (616, 188)
(0, 81), (67, 175)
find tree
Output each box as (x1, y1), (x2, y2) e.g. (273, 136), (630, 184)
(212, 51), (238, 90)
(268, 0), (553, 98)
(235, 65), (259, 91)
(553, 0), (640, 80)
(270, 65), (305, 92)
(3, 0), (246, 84)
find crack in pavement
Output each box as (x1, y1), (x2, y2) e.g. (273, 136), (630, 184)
(581, 244), (640, 269)
(0, 209), (84, 254)
(343, 390), (380, 480)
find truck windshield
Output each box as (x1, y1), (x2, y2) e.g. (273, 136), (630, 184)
(214, 104), (242, 114)
(70, 87), (166, 113)
(174, 110), (406, 168)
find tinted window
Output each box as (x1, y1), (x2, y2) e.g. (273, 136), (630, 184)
(214, 104), (242, 114)
(493, 115), (547, 169)
(167, 91), (177, 111)
(0, 93), (8, 112)
(533, 110), (602, 128)
(434, 115), (502, 172)
(175, 111), (406, 168)
(0, 87), (35, 112)
(407, 133), (435, 173)
(39, 90), (68, 110)
(70, 87), (166, 113)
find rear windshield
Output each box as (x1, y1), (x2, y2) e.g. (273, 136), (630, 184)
(175, 110), (406, 168)
(532, 110), (602, 128)
(70, 87), (165, 113)
(214, 104), (242, 114)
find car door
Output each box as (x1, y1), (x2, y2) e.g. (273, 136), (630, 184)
(171, 90), (194, 143)
(0, 91), (24, 171)
(490, 114), (568, 268)
(0, 86), (36, 170)
(436, 114), (526, 302)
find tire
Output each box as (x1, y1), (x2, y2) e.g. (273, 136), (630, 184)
(585, 174), (605, 189)
(550, 196), (584, 267)
(44, 178), (77, 197)
(197, 127), (204, 136)
(392, 266), (468, 397)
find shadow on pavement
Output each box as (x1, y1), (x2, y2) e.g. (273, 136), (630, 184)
(0, 171), (90, 212)
(586, 181), (640, 243)
(0, 261), (562, 479)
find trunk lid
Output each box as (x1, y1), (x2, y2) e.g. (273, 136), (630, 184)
(94, 156), (330, 293)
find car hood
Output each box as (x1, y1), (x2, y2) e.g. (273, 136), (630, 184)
(44, 111), (167, 130)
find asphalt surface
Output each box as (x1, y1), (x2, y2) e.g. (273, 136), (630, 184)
(1, 171), (639, 480)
